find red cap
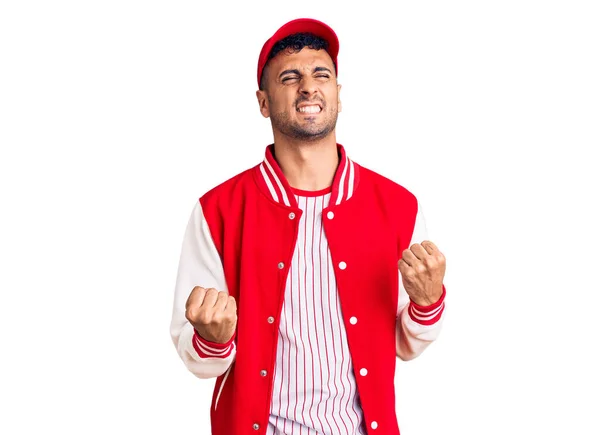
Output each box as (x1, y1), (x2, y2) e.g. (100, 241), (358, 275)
(257, 18), (339, 88)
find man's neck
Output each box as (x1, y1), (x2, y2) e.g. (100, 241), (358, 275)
(271, 134), (339, 192)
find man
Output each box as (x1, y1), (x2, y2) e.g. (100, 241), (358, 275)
(170, 18), (447, 435)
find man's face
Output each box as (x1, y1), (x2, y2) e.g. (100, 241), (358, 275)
(257, 47), (341, 141)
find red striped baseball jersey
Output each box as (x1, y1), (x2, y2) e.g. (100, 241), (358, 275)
(170, 144), (446, 435)
(268, 189), (367, 434)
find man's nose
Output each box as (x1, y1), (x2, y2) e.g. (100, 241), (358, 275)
(299, 78), (318, 96)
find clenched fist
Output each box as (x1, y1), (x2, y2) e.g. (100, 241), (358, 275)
(398, 240), (446, 306)
(185, 286), (237, 344)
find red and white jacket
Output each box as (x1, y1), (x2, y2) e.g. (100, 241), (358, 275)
(170, 144), (446, 434)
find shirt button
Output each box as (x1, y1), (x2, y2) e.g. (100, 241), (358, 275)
(260, 370), (267, 377)
(289, 212), (296, 220)
(278, 262), (285, 269)
(339, 261), (347, 270)
(360, 368), (368, 376)
(327, 211), (334, 220)
(371, 421), (378, 429)
(349, 316), (358, 325)
(253, 423), (260, 430)
(267, 316), (275, 324)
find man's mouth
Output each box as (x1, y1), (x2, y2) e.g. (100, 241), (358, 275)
(297, 104), (322, 114)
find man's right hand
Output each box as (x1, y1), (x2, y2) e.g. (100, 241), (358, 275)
(185, 286), (237, 344)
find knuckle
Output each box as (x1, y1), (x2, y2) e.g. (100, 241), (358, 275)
(197, 311), (212, 325)
(185, 307), (196, 321)
(424, 257), (437, 268)
(192, 286), (206, 296)
(188, 308), (204, 323)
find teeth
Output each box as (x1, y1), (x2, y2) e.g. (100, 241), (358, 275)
(298, 105), (321, 113)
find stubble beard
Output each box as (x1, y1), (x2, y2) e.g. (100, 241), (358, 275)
(270, 101), (338, 142)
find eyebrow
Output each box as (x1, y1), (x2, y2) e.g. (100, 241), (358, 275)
(313, 67), (333, 74)
(278, 69), (301, 78)
(278, 66), (333, 79)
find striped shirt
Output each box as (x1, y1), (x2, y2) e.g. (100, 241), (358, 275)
(268, 188), (367, 435)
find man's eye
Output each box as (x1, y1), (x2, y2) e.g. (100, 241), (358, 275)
(282, 77), (299, 83)
(316, 74), (329, 79)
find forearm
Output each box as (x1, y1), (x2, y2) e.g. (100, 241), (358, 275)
(396, 285), (446, 361)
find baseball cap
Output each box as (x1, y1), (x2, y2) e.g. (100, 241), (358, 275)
(257, 18), (339, 88)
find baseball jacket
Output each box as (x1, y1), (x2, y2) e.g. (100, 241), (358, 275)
(170, 143), (446, 434)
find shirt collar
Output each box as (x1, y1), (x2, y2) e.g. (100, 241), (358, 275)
(254, 143), (360, 208)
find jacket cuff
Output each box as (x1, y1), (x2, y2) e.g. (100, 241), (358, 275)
(192, 329), (236, 359)
(408, 284), (446, 325)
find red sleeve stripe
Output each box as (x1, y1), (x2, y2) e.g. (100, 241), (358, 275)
(409, 302), (445, 325)
(192, 332), (235, 359)
(411, 301), (444, 317)
(408, 285), (447, 325)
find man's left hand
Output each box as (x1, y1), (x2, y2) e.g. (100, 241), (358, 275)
(398, 240), (446, 306)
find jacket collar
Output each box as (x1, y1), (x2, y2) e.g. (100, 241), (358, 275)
(254, 143), (360, 209)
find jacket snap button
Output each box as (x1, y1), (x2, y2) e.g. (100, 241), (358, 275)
(327, 211), (334, 220)
(260, 370), (267, 377)
(289, 212), (295, 219)
(371, 421), (378, 429)
(267, 316), (275, 324)
(360, 368), (368, 376)
(278, 262), (284, 269)
(253, 423), (260, 430)
(339, 261), (347, 270)
(350, 316), (358, 325)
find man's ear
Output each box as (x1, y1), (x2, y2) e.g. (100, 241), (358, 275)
(256, 89), (270, 118)
(337, 83), (342, 113)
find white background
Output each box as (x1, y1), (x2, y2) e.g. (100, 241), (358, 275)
(1, 0), (599, 434)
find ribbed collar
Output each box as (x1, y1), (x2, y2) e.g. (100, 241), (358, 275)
(254, 143), (360, 209)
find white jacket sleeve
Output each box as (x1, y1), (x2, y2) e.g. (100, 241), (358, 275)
(170, 200), (236, 379)
(396, 200), (446, 361)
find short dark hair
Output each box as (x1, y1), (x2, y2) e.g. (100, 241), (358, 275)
(259, 32), (335, 90)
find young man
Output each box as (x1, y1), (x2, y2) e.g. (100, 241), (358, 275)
(170, 18), (447, 435)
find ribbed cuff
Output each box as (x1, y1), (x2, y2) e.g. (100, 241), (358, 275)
(192, 329), (236, 359)
(408, 284), (446, 325)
